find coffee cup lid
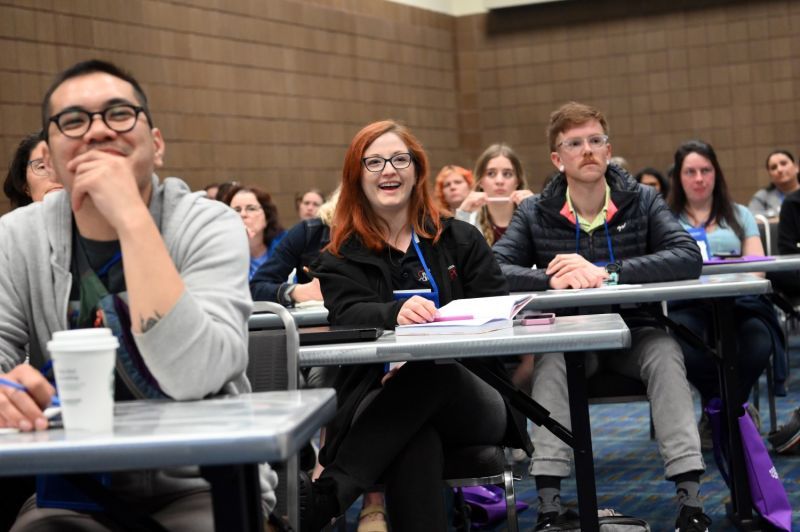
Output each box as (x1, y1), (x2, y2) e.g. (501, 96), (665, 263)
(52, 328), (113, 340)
(47, 336), (119, 352)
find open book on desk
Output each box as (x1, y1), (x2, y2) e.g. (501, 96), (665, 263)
(395, 294), (535, 336)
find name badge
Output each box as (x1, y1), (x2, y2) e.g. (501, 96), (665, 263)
(686, 227), (710, 261)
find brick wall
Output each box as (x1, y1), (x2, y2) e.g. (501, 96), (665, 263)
(455, 0), (800, 200)
(1, 0), (799, 216)
(0, 0), (460, 218)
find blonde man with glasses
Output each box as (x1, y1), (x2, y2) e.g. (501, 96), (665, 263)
(493, 102), (710, 532)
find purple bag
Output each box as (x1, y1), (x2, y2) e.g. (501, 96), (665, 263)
(459, 485), (528, 529)
(705, 399), (792, 531)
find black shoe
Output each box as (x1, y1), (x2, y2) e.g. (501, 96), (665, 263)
(298, 471), (340, 532)
(768, 407), (800, 454)
(674, 505), (711, 532)
(535, 508), (579, 531)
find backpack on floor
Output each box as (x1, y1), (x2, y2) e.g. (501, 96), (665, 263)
(543, 509), (650, 532)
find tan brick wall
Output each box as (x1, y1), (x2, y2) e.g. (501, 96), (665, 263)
(455, 0), (800, 202)
(2, 0), (799, 216)
(0, 0), (460, 219)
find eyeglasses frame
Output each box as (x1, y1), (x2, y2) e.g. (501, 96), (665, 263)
(47, 104), (148, 139)
(361, 152), (414, 173)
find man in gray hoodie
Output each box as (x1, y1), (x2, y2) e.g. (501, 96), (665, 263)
(0, 59), (276, 530)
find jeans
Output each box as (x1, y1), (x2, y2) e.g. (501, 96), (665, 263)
(669, 304), (773, 405)
(529, 327), (704, 481)
(323, 361), (507, 532)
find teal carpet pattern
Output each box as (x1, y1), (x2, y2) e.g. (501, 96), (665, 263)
(342, 346), (800, 531)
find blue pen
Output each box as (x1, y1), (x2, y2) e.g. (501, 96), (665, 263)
(0, 377), (61, 407)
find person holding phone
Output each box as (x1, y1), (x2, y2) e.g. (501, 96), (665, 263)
(668, 140), (782, 411)
(301, 120), (531, 532)
(456, 143), (533, 245)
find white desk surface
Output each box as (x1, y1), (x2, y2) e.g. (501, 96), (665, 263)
(250, 302), (328, 330)
(0, 389), (336, 477)
(521, 273), (770, 310)
(298, 313), (630, 367)
(249, 274), (770, 329)
(701, 254), (800, 275)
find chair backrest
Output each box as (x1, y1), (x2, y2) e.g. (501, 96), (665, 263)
(247, 302), (300, 391)
(754, 214), (774, 255)
(247, 302), (301, 526)
(587, 371), (647, 404)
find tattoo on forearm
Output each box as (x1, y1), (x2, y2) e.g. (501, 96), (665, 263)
(140, 312), (163, 333)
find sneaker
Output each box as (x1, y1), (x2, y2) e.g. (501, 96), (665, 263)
(768, 407), (800, 454)
(535, 508), (579, 531)
(697, 411), (712, 452)
(675, 505), (711, 532)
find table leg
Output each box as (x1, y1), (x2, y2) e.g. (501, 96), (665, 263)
(565, 353), (600, 532)
(458, 358), (599, 531)
(711, 299), (760, 531)
(200, 463), (264, 532)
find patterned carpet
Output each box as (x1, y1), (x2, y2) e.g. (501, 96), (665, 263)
(341, 346), (800, 531)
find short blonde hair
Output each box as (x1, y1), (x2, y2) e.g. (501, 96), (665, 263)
(547, 101), (609, 152)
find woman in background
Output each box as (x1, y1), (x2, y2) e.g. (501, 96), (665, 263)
(251, 189), (339, 306)
(457, 144), (535, 395)
(748, 149), (800, 219)
(635, 167), (669, 198)
(297, 188), (325, 220)
(303, 120), (530, 532)
(223, 184), (286, 280)
(3, 131), (62, 209)
(668, 140), (782, 407)
(432, 164), (472, 214)
(456, 143), (533, 245)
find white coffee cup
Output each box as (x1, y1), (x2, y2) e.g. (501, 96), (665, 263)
(47, 328), (118, 433)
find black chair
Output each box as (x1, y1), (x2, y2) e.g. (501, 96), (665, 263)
(445, 445), (520, 532)
(587, 371), (655, 440)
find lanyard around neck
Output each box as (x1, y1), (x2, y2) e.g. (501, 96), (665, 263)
(574, 215), (615, 264)
(410, 229), (440, 303)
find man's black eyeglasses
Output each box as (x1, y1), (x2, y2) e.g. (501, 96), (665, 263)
(48, 104), (147, 139)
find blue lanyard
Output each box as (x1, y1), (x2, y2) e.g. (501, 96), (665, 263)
(410, 229), (440, 307)
(574, 215), (615, 264)
(97, 250), (122, 277)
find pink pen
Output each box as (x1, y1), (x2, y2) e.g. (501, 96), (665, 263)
(432, 314), (474, 322)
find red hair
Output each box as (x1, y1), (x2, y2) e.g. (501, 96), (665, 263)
(433, 165), (473, 214)
(328, 120), (442, 256)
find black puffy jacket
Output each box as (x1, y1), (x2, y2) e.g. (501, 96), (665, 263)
(494, 165), (702, 291)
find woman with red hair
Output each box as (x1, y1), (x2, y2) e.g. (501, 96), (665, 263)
(432, 164), (473, 214)
(302, 120), (531, 531)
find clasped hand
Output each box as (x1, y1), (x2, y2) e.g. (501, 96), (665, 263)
(546, 253), (608, 289)
(68, 149), (148, 230)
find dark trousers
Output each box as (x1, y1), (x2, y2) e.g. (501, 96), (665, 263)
(669, 305), (773, 405)
(0, 476), (35, 530)
(323, 361), (507, 532)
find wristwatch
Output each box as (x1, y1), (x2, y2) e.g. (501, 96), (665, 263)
(604, 262), (621, 285)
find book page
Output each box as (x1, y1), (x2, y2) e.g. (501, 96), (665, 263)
(437, 294), (534, 320)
